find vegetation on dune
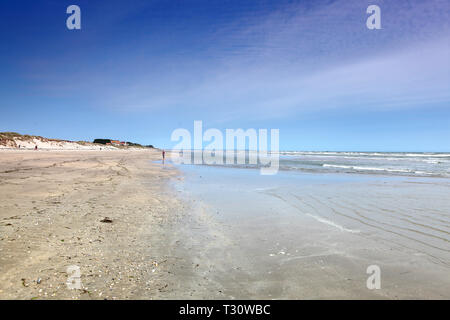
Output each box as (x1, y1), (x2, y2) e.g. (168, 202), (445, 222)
(0, 132), (25, 139)
(93, 139), (112, 145)
(93, 139), (154, 148)
(0, 132), (69, 143)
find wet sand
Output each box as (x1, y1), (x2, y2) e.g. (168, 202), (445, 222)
(164, 165), (450, 299)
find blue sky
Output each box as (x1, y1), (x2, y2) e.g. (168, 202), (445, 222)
(0, 0), (449, 151)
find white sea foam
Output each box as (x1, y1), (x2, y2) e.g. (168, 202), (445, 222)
(306, 213), (360, 233)
(322, 164), (411, 172)
(320, 164), (436, 175)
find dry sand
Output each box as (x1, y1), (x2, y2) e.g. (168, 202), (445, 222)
(0, 149), (188, 299)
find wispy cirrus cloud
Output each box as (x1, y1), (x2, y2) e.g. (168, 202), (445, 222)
(15, 0), (450, 124)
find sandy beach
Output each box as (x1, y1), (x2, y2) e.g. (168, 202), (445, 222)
(1, 150), (449, 300)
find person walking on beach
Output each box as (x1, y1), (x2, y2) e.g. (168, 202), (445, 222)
(34, 145), (38, 150)
(162, 149), (166, 163)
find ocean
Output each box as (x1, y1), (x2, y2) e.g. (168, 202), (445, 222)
(278, 151), (450, 177)
(179, 151), (450, 178)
